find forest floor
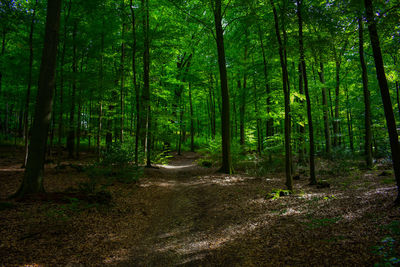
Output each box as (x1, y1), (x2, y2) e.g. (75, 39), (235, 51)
(1, 146), (400, 266)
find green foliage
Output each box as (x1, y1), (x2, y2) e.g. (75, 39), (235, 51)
(101, 142), (135, 167)
(81, 141), (142, 195)
(265, 188), (292, 200)
(373, 221), (400, 266)
(153, 150), (173, 165)
(196, 158), (213, 168)
(381, 178), (396, 185)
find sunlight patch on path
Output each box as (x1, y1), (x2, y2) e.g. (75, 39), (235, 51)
(160, 163), (197, 169)
(154, 212), (275, 259)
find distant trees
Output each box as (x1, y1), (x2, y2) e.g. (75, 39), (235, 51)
(1, 0), (399, 202)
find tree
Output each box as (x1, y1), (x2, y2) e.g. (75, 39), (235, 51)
(270, 0), (292, 190)
(14, 0), (62, 198)
(212, 0), (232, 174)
(364, 0), (400, 204)
(358, 15), (373, 169)
(297, 0), (316, 185)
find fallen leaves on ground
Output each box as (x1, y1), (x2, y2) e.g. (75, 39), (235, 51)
(0, 147), (399, 266)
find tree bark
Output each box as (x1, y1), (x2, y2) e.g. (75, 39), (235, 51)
(67, 21), (78, 158)
(317, 61), (331, 154)
(142, 0), (151, 167)
(358, 16), (373, 168)
(213, 0), (232, 174)
(271, 0), (292, 189)
(239, 37), (248, 146)
(14, 0), (62, 198)
(333, 51), (341, 147)
(189, 81), (195, 152)
(297, 0), (316, 184)
(120, 21), (126, 142)
(129, 0), (139, 165)
(365, 0), (400, 204)
(23, 0), (38, 167)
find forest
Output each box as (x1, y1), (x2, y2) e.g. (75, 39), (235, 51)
(1, 0), (400, 265)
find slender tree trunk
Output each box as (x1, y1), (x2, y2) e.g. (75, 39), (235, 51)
(120, 22), (125, 142)
(178, 97), (183, 155)
(345, 84), (354, 151)
(14, 0), (62, 198)
(0, 30), (6, 132)
(254, 74), (261, 154)
(67, 21), (78, 158)
(209, 73), (216, 139)
(76, 53), (85, 158)
(23, 1), (37, 167)
(365, 0), (400, 204)
(239, 39), (248, 146)
(318, 61), (331, 154)
(258, 27), (273, 156)
(298, 62), (305, 165)
(213, 0), (232, 174)
(396, 81), (400, 122)
(129, 0), (139, 165)
(57, 0), (71, 164)
(97, 19), (105, 160)
(0, 29), (5, 96)
(271, 0), (292, 189)
(297, 0), (316, 184)
(189, 81), (194, 152)
(358, 16), (373, 168)
(142, 0), (151, 167)
(333, 51), (341, 147)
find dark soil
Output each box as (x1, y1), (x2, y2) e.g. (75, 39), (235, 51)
(0, 147), (399, 266)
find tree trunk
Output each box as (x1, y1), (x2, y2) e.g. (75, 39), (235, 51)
(120, 22), (125, 142)
(129, 0), (139, 165)
(23, 1), (37, 167)
(271, 0), (292, 189)
(239, 39), (248, 146)
(142, 0), (151, 167)
(298, 62), (306, 165)
(213, 0), (232, 174)
(57, 0), (71, 163)
(97, 18), (105, 160)
(209, 73), (216, 139)
(189, 81), (195, 152)
(14, 0), (62, 198)
(67, 21), (78, 158)
(333, 51), (341, 147)
(0, 30), (6, 132)
(76, 53), (85, 158)
(254, 73), (261, 154)
(358, 16), (372, 168)
(345, 83), (354, 151)
(297, 0), (316, 185)
(258, 27), (273, 156)
(365, 0), (400, 204)
(317, 61), (331, 154)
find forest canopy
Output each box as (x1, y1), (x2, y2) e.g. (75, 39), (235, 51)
(0, 0), (400, 200)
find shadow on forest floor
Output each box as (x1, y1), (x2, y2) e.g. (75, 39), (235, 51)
(0, 147), (399, 266)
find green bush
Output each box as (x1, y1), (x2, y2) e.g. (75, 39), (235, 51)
(373, 221), (400, 266)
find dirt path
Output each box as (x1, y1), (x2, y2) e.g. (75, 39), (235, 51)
(109, 152), (388, 266)
(1, 150), (398, 266)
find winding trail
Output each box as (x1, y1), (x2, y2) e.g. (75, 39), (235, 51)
(0, 150), (392, 266)
(109, 152), (378, 266)
(114, 152), (272, 266)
